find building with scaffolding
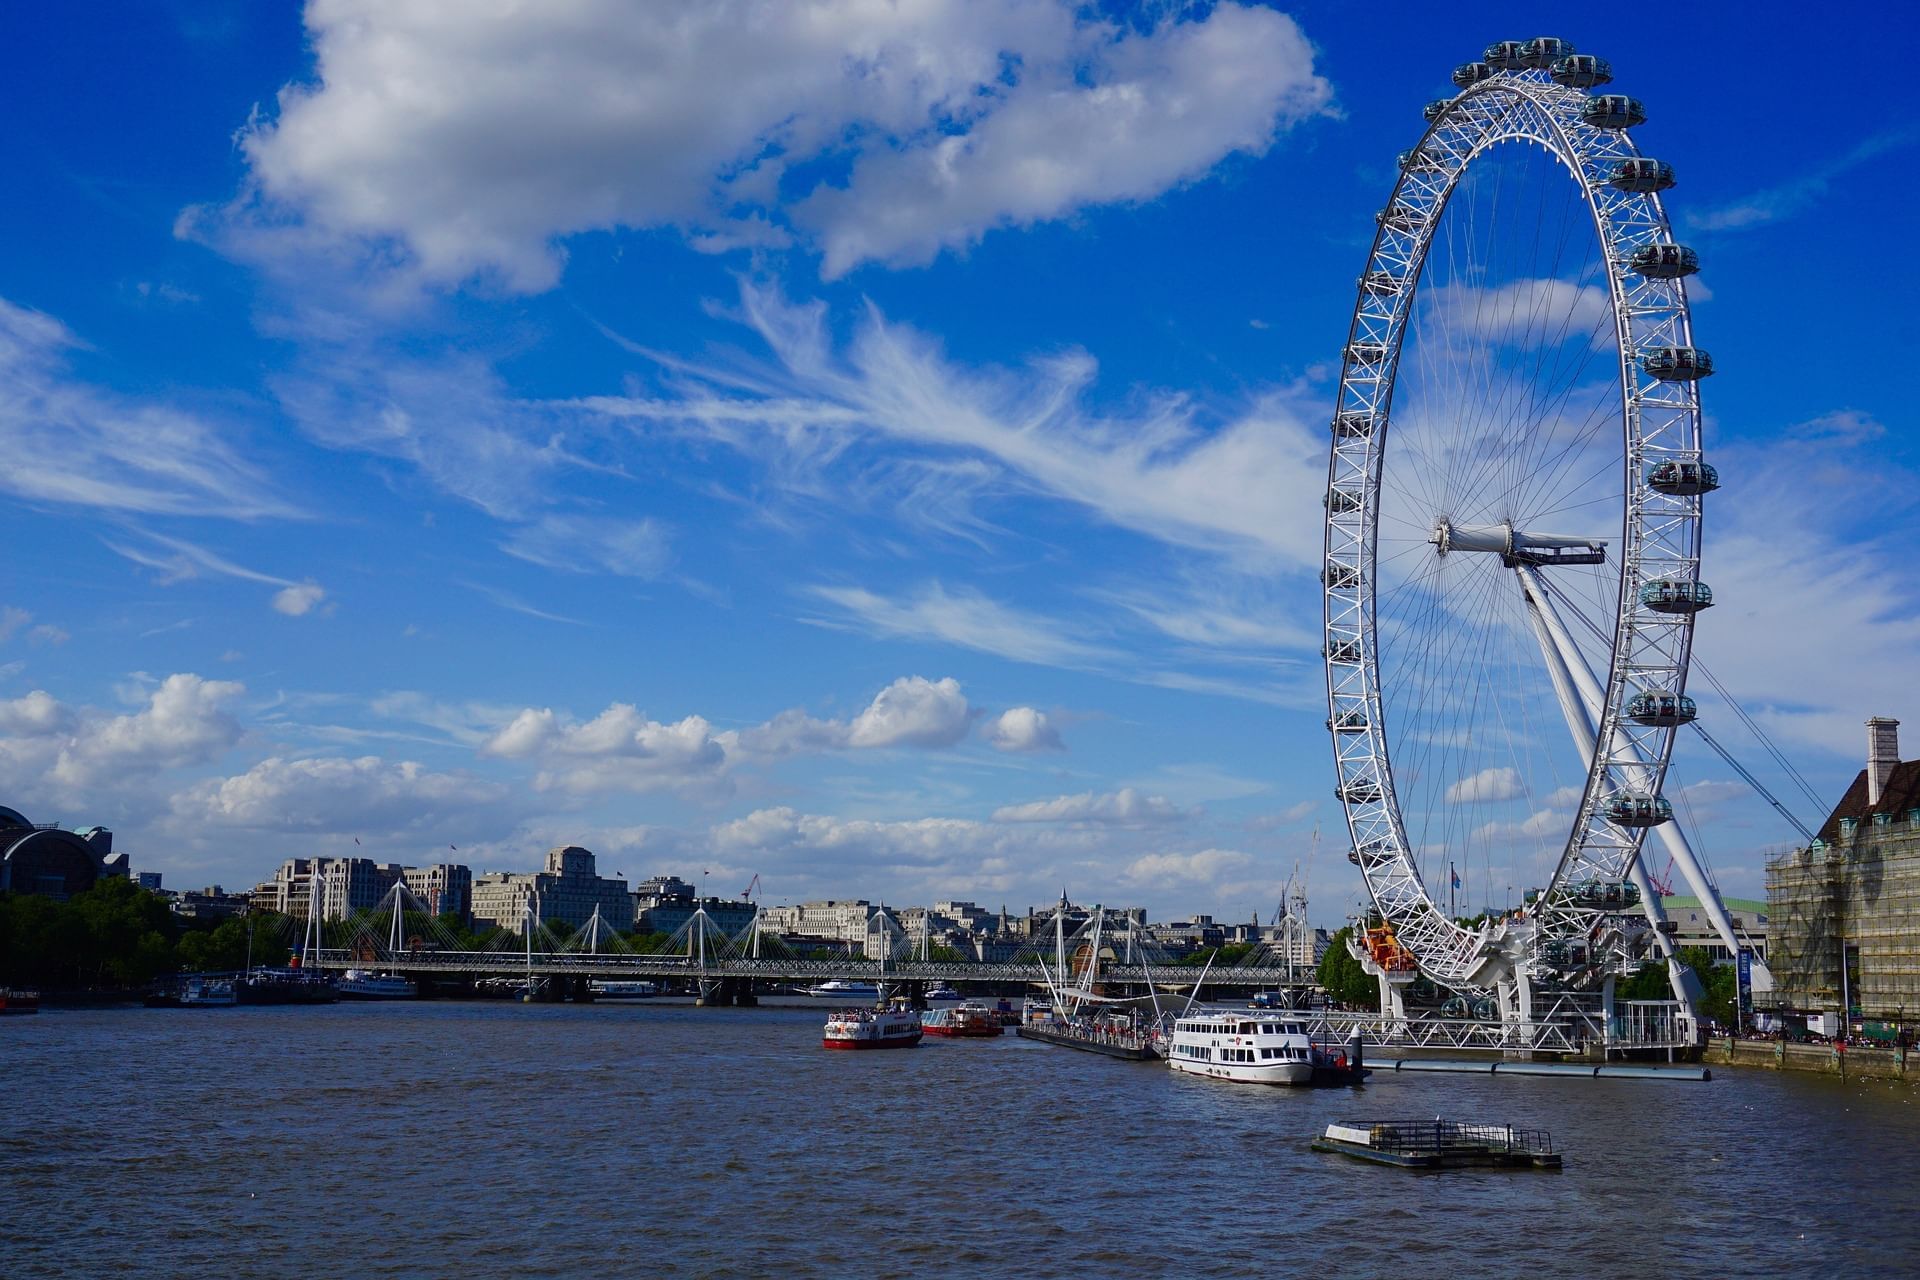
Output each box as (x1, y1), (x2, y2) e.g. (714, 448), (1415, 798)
(1767, 717), (1920, 1023)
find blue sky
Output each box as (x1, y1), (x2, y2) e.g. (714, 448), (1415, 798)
(1, 1), (1913, 924)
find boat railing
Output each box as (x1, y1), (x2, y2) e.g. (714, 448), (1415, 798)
(1355, 1121), (1554, 1156)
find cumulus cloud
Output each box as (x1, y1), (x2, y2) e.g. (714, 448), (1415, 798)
(1445, 766), (1526, 806)
(0, 674), (246, 805)
(213, 1), (1330, 289)
(986, 707), (1062, 753)
(272, 582), (328, 616)
(0, 298), (295, 520)
(173, 754), (508, 832)
(479, 674), (984, 794)
(846, 676), (974, 749)
(992, 788), (1185, 825)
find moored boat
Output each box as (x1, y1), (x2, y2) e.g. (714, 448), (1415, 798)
(0, 988), (40, 1015)
(805, 979), (881, 1000)
(923, 1003), (1003, 1038)
(335, 969), (417, 1000)
(925, 984), (964, 1002)
(234, 968), (337, 1005)
(179, 975), (237, 1007)
(1167, 1010), (1315, 1085)
(823, 1007), (922, 1050)
(588, 980), (658, 999)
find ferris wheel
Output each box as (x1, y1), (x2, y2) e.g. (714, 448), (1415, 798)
(1323, 38), (1719, 1017)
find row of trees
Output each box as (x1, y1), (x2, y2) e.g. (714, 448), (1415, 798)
(0, 879), (291, 991)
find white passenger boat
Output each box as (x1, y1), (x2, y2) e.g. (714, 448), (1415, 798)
(335, 969), (417, 1000)
(805, 980), (881, 1000)
(822, 1007), (923, 1050)
(1167, 1010), (1315, 1085)
(589, 980), (658, 999)
(179, 975), (237, 1007)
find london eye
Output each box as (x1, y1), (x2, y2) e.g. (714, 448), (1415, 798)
(1323, 38), (1719, 1029)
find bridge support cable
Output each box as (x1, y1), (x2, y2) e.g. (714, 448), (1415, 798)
(1519, 565), (1743, 963)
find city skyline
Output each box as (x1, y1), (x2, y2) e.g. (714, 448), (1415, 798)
(1, 2), (1912, 929)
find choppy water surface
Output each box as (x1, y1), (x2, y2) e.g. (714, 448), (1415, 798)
(7, 1000), (1920, 1278)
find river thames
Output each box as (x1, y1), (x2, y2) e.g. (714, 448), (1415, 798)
(7, 1000), (1920, 1277)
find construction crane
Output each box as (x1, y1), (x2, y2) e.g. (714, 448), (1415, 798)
(739, 873), (760, 903)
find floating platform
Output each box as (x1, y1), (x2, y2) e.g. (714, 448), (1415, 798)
(1015, 1024), (1156, 1060)
(1372, 1058), (1709, 1081)
(1312, 1120), (1562, 1170)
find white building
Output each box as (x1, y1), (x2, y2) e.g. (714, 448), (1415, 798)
(470, 845), (632, 934)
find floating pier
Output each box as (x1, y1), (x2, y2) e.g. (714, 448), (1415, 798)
(1312, 1120), (1562, 1170)
(1015, 1023), (1157, 1060)
(1371, 1058), (1710, 1081)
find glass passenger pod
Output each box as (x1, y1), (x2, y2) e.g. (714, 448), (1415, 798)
(1580, 95), (1647, 130)
(1324, 640), (1361, 665)
(1604, 794), (1673, 827)
(1451, 61), (1494, 88)
(1571, 880), (1643, 909)
(1645, 459), (1719, 495)
(1483, 40), (1528, 71)
(1423, 99), (1453, 124)
(1397, 148), (1444, 173)
(1641, 346), (1713, 381)
(1551, 54), (1613, 88)
(1376, 206), (1425, 234)
(1360, 270), (1403, 296)
(1322, 564), (1362, 589)
(1608, 158), (1675, 194)
(1347, 839), (1388, 867)
(1328, 709), (1369, 733)
(1338, 781), (1382, 805)
(1345, 342), (1388, 367)
(1325, 487), (1362, 514)
(1627, 241), (1699, 278)
(1628, 691), (1698, 726)
(1332, 410), (1375, 439)
(1519, 37), (1575, 68)
(1640, 579), (1713, 614)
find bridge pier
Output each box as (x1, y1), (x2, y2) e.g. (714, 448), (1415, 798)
(695, 977), (734, 1007)
(570, 974), (594, 1003)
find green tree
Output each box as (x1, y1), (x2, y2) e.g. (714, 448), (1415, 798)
(1316, 926), (1379, 1009)
(1180, 942), (1256, 967)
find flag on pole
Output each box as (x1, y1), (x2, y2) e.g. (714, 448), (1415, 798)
(353, 837), (360, 846)
(1451, 864), (1461, 890)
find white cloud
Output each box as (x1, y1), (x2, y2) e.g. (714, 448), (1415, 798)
(499, 515), (672, 579)
(1689, 129), (1918, 233)
(480, 674), (984, 794)
(272, 582), (327, 616)
(27, 625), (68, 645)
(846, 676), (974, 749)
(0, 607), (30, 641)
(1120, 848), (1253, 889)
(993, 787), (1185, 825)
(806, 582), (1118, 667)
(216, 1), (1329, 290)
(173, 754), (508, 832)
(583, 280), (1330, 565)
(0, 674), (246, 805)
(0, 298), (295, 520)
(106, 530), (328, 618)
(986, 707), (1062, 753)
(1445, 766), (1526, 806)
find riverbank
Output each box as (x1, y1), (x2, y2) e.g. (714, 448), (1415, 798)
(1705, 1036), (1916, 1082)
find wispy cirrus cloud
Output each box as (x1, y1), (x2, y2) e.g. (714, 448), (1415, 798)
(103, 530), (328, 617)
(0, 297), (297, 521)
(1688, 129), (1918, 233)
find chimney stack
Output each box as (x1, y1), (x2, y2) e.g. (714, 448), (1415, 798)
(1867, 717), (1901, 808)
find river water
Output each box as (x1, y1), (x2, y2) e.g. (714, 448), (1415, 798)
(6, 999), (1919, 1278)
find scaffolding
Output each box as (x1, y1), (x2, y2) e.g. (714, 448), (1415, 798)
(1767, 815), (1920, 1021)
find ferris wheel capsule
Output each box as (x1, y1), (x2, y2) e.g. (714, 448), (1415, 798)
(1519, 37), (1575, 68)
(1423, 99), (1452, 123)
(1551, 54), (1613, 88)
(1628, 243), (1699, 278)
(1645, 459), (1718, 495)
(1608, 158), (1675, 193)
(1581, 95), (1646, 129)
(1641, 346), (1713, 380)
(1640, 580), (1714, 614)
(1452, 61), (1494, 88)
(1483, 40), (1528, 71)
(1627, 692), (1698, 726)
(1603, 795), (1673, 828)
